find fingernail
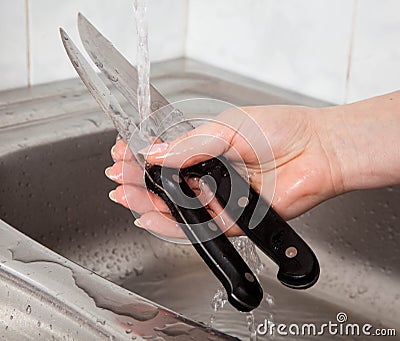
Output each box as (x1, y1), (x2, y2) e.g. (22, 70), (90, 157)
(105, 166), (119, 181)
(134, 219), (143, 228)
(105, 166), (113, 179)
(139, 142), (169, 156)
(111, 145), (118, 161)
(108, 190), (118, 203)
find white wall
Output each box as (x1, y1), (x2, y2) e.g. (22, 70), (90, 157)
(347, 0), (400, 103)
(1, 0), (400, 104)
(0, 0), (28, 91)
(186, 0), (400, 104)
(0, 0), (187, 91)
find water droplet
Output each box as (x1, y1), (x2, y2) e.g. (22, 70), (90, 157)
(134, 265), (144, 276)
(96, 319), (106, 325)
(26, 305), (31, 314)
(357, 286), (368, 295)
(265, 293), (275, 306)
(209, 314), (215, 328)
(154, 322), (195, 337)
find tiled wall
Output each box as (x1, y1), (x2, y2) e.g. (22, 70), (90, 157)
(0, 0), (187, 91)
(1, 0), (400, 104)
(186, 0), (400, 104)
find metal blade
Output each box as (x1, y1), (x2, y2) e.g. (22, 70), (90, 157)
(60, 28), (148, 165)
(77, 13), (194, 141)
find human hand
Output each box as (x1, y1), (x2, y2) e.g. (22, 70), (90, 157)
(105, 105), (343, 239)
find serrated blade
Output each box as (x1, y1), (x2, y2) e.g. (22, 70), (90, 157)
(60, 28), (149, 166)
(77, 12), (194, 141)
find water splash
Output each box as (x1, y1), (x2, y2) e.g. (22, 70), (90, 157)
(211, 237), (264, 312)
(209, 238), (277, 340)
(210, 237), (271, 335)
(231, 237), (265, 275)
(133, 0), (151, 133)
(246, 312), (257, 341)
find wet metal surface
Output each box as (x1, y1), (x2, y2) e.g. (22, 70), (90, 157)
(0, 58), (399, 339)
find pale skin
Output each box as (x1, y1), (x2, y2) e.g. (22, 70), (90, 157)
(105, 91), (400, 238)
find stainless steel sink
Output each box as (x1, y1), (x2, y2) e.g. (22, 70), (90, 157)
(0, 58), (399, 340)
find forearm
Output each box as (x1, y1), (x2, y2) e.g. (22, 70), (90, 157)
(316, 91), (400, 193)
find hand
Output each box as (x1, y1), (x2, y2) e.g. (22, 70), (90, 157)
(105, 105), (343, 238)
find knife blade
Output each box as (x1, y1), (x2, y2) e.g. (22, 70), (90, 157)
(77, 14), (320, 289)
(60, 26), (263, 312)
(77, 12), (192, 141)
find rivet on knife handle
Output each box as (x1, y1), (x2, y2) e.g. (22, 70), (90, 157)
(145, 164), (263, 311)
(183, 157), (320, 289)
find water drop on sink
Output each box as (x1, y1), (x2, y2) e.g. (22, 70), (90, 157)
(154, 322), (195, 336)
(265, 293), (275, 306)
(357, 285), (368, 295)
(134, 264), (144, 276)
(96, 319), (106, 325)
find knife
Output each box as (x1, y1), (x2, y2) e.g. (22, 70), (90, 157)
(77, 13), (320, 290)
(60, 26), (263, 312)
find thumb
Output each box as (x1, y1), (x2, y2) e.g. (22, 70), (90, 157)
(142, 115), (238, 168)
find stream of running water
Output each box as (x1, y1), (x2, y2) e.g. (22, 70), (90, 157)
(133, 0), (151, 133)
(132, 3), (274, 339)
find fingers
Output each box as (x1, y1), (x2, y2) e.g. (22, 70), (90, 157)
(134, 211), (186, 239)
(111, 139), (134, 162)
(142, 111), (245, 168)
(107, 181), (243, 238)
(105, 160), (144, 186)
(109, 184), (170, 214)
(136, 210), (243, 239)
(107, 119), (248, 239)
(200, 182), (244, 236)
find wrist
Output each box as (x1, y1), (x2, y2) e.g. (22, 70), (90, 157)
(310, 106), (349, 195)
(314, 93), (400, 193)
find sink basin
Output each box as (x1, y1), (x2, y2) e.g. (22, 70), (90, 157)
(0, 58), (398, 340)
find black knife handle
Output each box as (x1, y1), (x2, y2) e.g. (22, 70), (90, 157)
(145, 164), (263, 312)
(183, 157), (320, 289)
